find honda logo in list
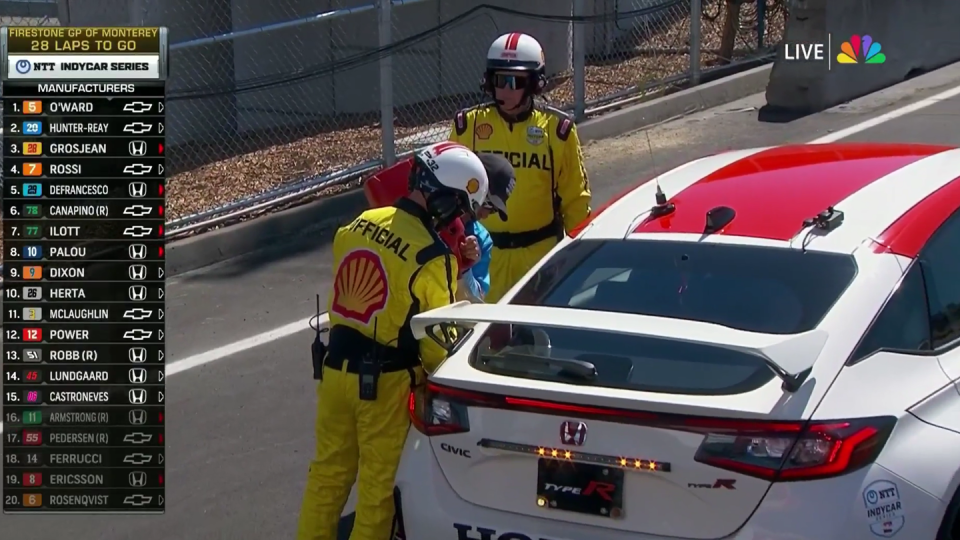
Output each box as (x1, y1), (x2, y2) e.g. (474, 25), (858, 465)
(128, 409), (147, 425)
(129, 244), (147, 260)
(128, 264), (147, 280)
(128, 368), (147, 384)
(560, 421), (588, 446)
(128, 347), (146, 363)
(129, 182), (147, 198)
(129, 140), (147, 156)
(128, 388), (147, 405)
(129, 471), (147, 487)
(129, 286), (147, 301)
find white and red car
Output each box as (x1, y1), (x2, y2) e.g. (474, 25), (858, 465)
(394, 143), (960, 540)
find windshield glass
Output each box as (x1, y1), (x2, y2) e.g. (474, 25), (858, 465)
(471, 239), (857, 395)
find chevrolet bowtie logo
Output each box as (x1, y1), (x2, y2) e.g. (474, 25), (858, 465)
(124, 205), (152, 217)
(123, 102), (153, 113)
(123, 453), (152, 465)
(123, 432), (153, 444)
(123, 122), (152, 134)
(123, 494), (153, 506)
(123, 329), (153, 341)
(123, 163), (153, 175)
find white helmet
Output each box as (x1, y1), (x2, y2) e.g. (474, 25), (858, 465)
(484, 33), (546, 93)
(412, 142), (489, 221)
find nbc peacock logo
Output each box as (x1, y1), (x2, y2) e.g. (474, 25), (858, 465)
(837, 35), (886, 64)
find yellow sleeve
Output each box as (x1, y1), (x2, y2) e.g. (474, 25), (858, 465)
(412, 253), (459, 373)
(556, 122), (592, 232)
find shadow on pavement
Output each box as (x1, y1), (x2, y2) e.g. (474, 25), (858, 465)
(175, 225), (341, 282)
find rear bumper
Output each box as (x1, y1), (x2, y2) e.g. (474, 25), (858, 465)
(395, 431), (945, 540)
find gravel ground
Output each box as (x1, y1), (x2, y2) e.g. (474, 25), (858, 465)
(165, 4), (786, 223)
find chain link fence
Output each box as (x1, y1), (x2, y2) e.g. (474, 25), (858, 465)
(4, 0), (785, 235)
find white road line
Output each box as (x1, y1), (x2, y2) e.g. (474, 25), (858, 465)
(809, 84), (960, 143)
(0, 315), (330, 434)
(166, 314), (327, 376)
(3, 82), (960, 436)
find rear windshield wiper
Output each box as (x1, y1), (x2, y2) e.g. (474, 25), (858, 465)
(479, 351), (598, 381)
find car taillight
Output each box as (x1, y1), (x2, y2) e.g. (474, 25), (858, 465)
(693, 417), (896, 481)
(408, 382), (488, 436)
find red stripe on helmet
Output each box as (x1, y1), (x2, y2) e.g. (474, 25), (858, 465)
(505, 33), (521, 51)
(429, 142), (466, 155)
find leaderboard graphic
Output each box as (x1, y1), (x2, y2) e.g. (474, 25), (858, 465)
(2, 27), (168, 513)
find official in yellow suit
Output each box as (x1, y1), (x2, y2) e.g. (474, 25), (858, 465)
(297, 141), (489, 540)
(450, 32), (591, 302)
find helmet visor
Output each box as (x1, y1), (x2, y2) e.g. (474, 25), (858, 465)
(490, 73), (528, 90)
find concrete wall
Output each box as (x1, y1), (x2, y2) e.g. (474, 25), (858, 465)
(766, 0), (960, 113)
(57, 0), (237, 153)
(56, 0), (679, 152)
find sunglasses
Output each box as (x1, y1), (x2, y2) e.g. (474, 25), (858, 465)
(492, 73), (528, 90)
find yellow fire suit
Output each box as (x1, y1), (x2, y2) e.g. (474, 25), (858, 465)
(297, 198), (457, 540)
(450, 102), (591, 302)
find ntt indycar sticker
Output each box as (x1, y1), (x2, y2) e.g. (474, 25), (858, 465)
(862, 480), (904, 537)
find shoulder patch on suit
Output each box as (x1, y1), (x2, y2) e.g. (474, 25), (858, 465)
(556, 116), (573, 141)
(540, 105), (574, 141)
(416, 240), (451, 265)
(454, 110), (468, 136)
(454, 102), (496, 137)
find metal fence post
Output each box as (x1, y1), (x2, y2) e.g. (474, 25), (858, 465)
(572, 0), (586, 121)
(378, 0), (396, 166)
(689, 0), (702, 85)
(757, 0), (766, 49)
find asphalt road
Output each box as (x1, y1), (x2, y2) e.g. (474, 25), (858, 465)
(6, 62), (960, 539)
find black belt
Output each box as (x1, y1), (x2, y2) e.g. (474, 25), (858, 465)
(324, 325), (419, 374)
(489, 218), (561, 250)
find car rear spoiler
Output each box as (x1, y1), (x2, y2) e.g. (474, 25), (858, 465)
(411, 302), (828, 392)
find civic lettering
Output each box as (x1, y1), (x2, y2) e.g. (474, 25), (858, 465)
(440, 442), (471, 458)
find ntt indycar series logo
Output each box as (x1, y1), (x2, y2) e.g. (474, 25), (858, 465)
(8, 55), (159, 79)
(782, 34), (886, 70)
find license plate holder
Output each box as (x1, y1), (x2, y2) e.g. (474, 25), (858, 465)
(537, 458), (624, 518)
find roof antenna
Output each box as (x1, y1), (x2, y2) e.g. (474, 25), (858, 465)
(645, 131), (675, 218)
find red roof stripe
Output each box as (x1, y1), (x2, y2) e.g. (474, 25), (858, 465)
(874, 174), (960, 257)
(632, 144), (951, 241)
(505, 33), (521, 50)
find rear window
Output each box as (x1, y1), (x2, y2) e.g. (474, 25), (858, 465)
(471, 240), (857, 395)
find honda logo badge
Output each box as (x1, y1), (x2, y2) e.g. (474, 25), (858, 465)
(129, 181), (147, 198)
(128, 471), (147, 487)
(129, 368), (147, 384)
(129, 244), (147, 260)
(560, 421), (588, 446)
(128, 409), (147, 425)
(129, 285), (147, 301)
(128, 388), (147, 405)
(128, 347), (146, 363)
(129, 140), (147, 156)
(128, 264), (147, 281)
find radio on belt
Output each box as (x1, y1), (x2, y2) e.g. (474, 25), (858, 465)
(1, 26), (169, 514)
